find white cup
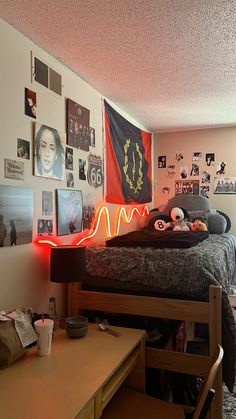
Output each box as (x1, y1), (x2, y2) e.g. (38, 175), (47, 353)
(34, 319), (54, 356)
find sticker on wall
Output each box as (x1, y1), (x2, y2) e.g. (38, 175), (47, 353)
(158, 156), (166, 168)
(79, 159), (87, 180)
(175, 180), (199, 195)
(66, 171), (74, 188)
(34, 122), (65, 180)
(180, 166), (188, 179)
(175, 151), (184, 162)
(216, 162), (226, 175)
(66, 98), (90, 151)
(56, 189), (83, 236)
(200, 186), (210, 199)
(192, 152), (202, 161)
(214, 177), (236, 194)
(17, 138), (30, 159)
(89, 127), (96, 148)
(4, 159), (24, 180)
(0, 185), (33, 247)
(167, 164), (176, 177)
(190, 163), (199, 176)
(87, 154), (103, 189)
(42, 191), (53, 216)
(206, 153), (215, 166)
(65, 147), (73, 170)
(162, 186), (170, 195)
(25, 88), (37, 119)
(201, 170), (211, 183)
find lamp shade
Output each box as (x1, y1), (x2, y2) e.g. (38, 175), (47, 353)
(50, 245), (86, 283)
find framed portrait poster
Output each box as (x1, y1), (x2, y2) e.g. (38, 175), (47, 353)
(34, 122), (65, 180)
(56, 189), (83, 236)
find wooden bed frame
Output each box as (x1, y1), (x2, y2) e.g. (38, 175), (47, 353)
(70, 283), (223, 419)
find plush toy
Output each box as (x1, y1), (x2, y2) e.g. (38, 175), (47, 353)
(191, 219), (208, 231)
(167, 207), (191, 231)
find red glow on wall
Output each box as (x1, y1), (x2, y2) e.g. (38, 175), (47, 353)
(37, 205), (149, 247)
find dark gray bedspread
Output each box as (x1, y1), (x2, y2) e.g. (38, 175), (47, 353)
(86, 234), (236, 391)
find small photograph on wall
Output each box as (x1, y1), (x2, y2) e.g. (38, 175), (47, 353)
(25, 88), (37, 119)
(56, 189), (83, 236)
(4, 159), (24, 180)
(167, 164), (176, 177)
(0, 185), (33, 247)
(158, 156), (166, 168)
(162, 186), (170, 195)
(200, 186), (210, 199)
(180, 166), (188, 179)
(175, 151), (184, 162)
(201, 170), (211, 183)
(38, 219), (53, 236)
(42, 191), (53, 216)
(214, 177), (236, 194)
(79, 159), (87, 180)
(190, 163), (199, 176)
(65, 147), (73, 170)
(66, 171), (74, 187)
(89, 127), (95, 147)
(206, 153), (215, 166)
(67, 98), (90, 151)
(216, 162), (226, 175)
(34, 122), (65, 180)
(175, 180), (199, 195)
(192, 152), (202, 161)
(83, 204), (96, 230)
(17, 138), (30, 159)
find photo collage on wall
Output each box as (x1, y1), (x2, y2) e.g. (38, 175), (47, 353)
(158, 149), (229, 199)
(0, 52), (106, 245)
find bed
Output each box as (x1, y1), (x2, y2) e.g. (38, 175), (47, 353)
(71, 196), (236, 419)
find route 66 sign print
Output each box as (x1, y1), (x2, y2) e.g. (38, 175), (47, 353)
(87, 154), (103, 188)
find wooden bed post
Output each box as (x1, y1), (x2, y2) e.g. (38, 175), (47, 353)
(209, 285), (222, 419)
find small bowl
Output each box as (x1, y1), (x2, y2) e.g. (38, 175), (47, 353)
(65, 315), (88, 339)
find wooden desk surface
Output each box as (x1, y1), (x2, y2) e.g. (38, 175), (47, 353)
(0, 324), (145, 419)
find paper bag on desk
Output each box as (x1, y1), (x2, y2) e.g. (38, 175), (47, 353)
(0, 309), (37, 369)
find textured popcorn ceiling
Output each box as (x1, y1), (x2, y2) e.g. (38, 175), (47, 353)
(0, 0), (236, 132)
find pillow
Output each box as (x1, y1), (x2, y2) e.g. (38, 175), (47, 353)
(188, 210), (209, 224)
(208, 213), (227, 234)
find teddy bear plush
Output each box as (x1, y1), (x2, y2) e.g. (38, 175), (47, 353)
(191, 219), (208, 231)
(167, 207), (191, 231)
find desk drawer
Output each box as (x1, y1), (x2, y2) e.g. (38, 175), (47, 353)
(102, 345), (141, 410)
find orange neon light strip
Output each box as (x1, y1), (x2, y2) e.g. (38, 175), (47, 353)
(115, 206), (149, 236)
(76, 206), (112, 246)
(37, 205), (149, 247)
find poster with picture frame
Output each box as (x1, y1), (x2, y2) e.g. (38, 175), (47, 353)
(66, 98), (90, 151)
(214, 176), (236, 194)
(175, 180), (199, 195)
(56, 189), (83, 236)
(0, 185), (33, 246)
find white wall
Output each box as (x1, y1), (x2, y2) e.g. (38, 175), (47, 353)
(0, 18), (152, 317)
(154, 127), (236, 234)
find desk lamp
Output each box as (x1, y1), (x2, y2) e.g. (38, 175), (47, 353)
(50, 245), (86, 317)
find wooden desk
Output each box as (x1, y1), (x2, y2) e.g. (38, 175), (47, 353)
(0, 324), (145, 419)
